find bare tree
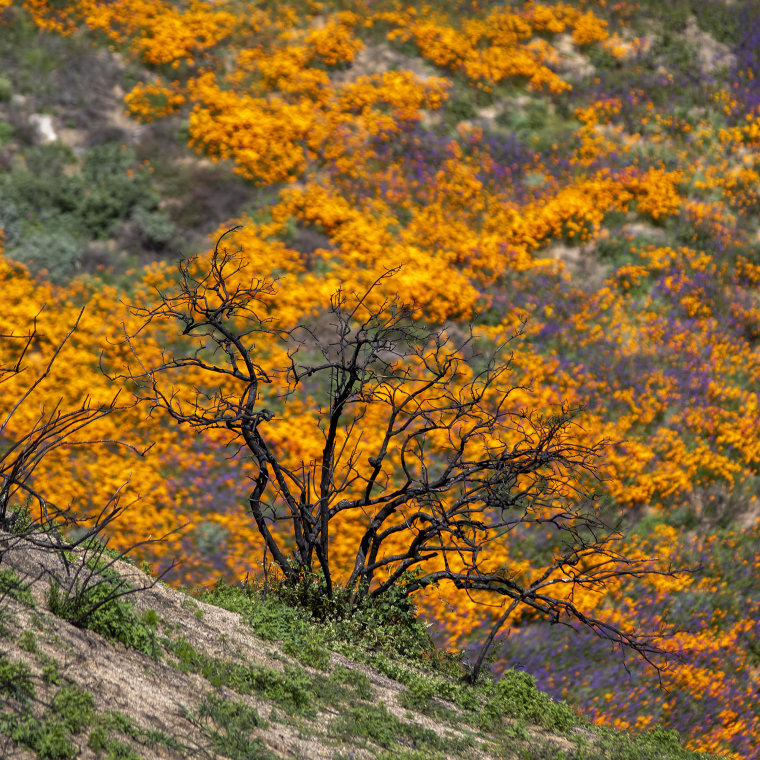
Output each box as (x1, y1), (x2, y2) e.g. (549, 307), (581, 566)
(119, 229), (683, 682)
(1, 307), (130, 533)
(0, 305), (172, 626)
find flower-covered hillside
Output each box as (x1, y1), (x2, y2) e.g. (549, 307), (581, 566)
(2, 0), (760, 756)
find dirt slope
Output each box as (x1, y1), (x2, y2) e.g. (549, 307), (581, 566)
(0, 529), (591, 760)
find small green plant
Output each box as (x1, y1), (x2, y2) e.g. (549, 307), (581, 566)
(166, 636), (316, 716)
(0, 567), (36, 607)
(18, 630), (38, 652)
(400, 676), (435, 708)
(377, 752), (445, 760)
(0, 672), (97, 759)
(47, 574), (160, 658)
(445, 89), (478, 124)
(88, 710), (147, 759)
(88, 727), (142, 760)
(167, 635), (206, 672)
(41, 654), (62, 685)
(140, 608), (159, 627)
(329, 702), (445, 754)
(330, 665), (372, 701)
(397, 670), (483, 722)
(180, 597), (204, 620)
(51, 684), (95, 734)
(0, 714), (78, 760)
(503, 720), (531, 741)
(281, 634), (330, 670)
(100, 738), (142, 760)
(191, 692), (276, 760)
(0, 656), (35, 701)
(40, 531), (163, 657)
(6, 504), (34, 535)
(330, 703), (402, 750)
(478, 670), (578, 734)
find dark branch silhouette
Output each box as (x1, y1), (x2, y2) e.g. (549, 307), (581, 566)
(0, 305), (177, 647)
(117, 229), (686, 682)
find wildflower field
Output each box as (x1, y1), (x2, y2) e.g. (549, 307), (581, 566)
(1, 0), (759, 755)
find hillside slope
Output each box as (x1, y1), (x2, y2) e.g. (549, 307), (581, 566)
(0, 527), (711, 760)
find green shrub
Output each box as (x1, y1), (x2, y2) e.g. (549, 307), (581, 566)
(445, 91), (478, 124)
(0, 140), (167, 277)
(7, 504), (35, 535)
(0, 145), (80, 243)
(41, 654), (61, 685)
(0, 715), (78, 760)
(6, 226), (85, 282)
(77, 143), (155, 238)
(201, 571), (441, 674)
(50, 685), (95, 734)
(0, 656), (35, 700)
(595, 723), (702, 759)
(199, 581), (313, 641)
(400, 678), (438, 711)
(0, 567), (35, 607)
(195, 692), (275, 759)
(479, 670), (578, 733)
(18, 630), (38, 652)
(285, 569), (435, 659)
(47, 575), (160, 658)
(133, 206), (176, 248)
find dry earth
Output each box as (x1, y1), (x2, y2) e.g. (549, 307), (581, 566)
(0, 529), (584, 760)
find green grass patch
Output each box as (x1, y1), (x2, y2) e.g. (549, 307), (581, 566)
(329, 701), (472, 756)
(18, 630), (38, 653)
(0, 656), (35, 701)
(166, 636), (316, 717)
(0, 568), (36, 607)
(477, 670), (578, 734)
(89, 709), (185, 758)
(50, 684), (95, 734)
(330, 664), (372, 701)
(594, 724), (708, 760)
(192, 692), (276, 760)
(0, 673), (94, 760)
(46, 572), (160, 658)
(195, 575), (460, 682)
